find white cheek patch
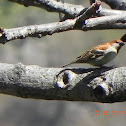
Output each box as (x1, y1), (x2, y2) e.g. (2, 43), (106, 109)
(105, 46), (117, 54)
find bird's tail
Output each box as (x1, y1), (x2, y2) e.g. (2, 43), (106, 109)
(62, 61), (75, 67)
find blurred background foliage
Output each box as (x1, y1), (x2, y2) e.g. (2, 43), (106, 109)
(0, 0), (126, 126)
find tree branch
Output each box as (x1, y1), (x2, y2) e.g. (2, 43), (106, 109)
(99, 8), (126, 16)
(0, 20), (75, 43)
(8, 0), (126, 17)
(0, 62), (126, 103)
(8, 0), (84, 18)
(81, 14), (126, 30)
(76, 1), (101, 22)
(103, 0), (126, 10)
(1, 14), (126, 43)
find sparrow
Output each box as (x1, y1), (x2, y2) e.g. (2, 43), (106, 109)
(62, 34), (126, 67)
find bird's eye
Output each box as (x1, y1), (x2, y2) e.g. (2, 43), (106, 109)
(116, 41), (125, 46)
(116, 41), (120, 43)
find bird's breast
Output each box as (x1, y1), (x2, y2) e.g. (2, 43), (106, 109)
(89, 51), (117, 66)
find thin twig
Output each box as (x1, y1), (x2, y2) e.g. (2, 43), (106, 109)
(77, 1), (101, 22)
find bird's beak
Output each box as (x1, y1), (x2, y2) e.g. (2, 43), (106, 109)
(120, 42), (125, 46)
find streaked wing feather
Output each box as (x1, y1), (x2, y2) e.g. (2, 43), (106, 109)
(76, 49), (104, 63)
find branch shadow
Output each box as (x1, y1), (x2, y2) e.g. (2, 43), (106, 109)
(55, 66), (116, 102)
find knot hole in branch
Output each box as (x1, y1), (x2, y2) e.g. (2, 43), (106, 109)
(56, 70), (77, 89)
(8, 63), (25, 82)
(89, 77), (113, 99)
(94, 84), (108, 98)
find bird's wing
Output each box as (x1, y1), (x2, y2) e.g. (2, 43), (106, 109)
(62, 47), (106, 67)
(76, 49), (104, 63)
(75, 41), (114, 62)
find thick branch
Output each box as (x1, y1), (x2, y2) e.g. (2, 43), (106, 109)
(99, 8), (126, 16)
(8, 0), (83, 18)
(0, 63), (126, 103)
(103, 0), (126, 10)
(8, 0), (126, 17)
(0, 20), (75, 43)
(1, 14), (126, 43)
(81, 14), (126, 30)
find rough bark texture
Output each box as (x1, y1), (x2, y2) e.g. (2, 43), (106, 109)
(0, 0), (125, 43)
(1, 14), (126, 43)
(0, 63), (126, 103)
(8, 0), (126, 16)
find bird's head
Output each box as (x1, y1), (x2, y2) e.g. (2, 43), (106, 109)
(110, 40), (125, 53)
(110, 34), (126, 51)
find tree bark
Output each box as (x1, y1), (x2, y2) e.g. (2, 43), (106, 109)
(0, 63), (126, 103)
(103, 0), (126, 10)
(1, 14), (126, 43)
(8, 0), (126, 17)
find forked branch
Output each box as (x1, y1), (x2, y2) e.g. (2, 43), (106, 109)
(0, 14), (126, 43)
